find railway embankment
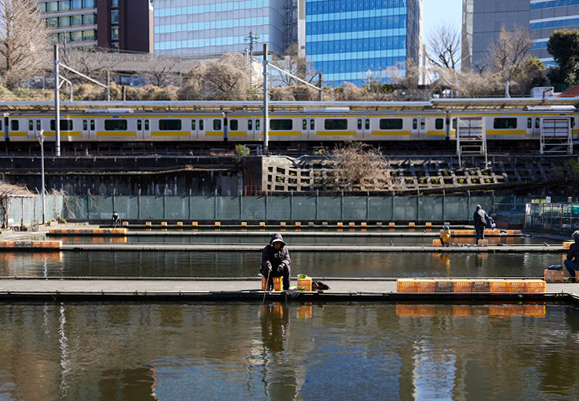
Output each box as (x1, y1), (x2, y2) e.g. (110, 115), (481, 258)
(0, 153), (568, 196)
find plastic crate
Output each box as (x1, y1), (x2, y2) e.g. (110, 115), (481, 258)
(507, 280), (527, 292)
(261, 276), (282, 291)
(452, 280), (472, 293)
(471, 280), (490, 292)
(432, 239), (442, 247)
(477, 239), (489, 247)
(544, 269), (564, 283)
(526, 280), (546, 293)
(489, 280), (509, 293)
(435, 279), (454, 292)
(563, 241), (574, 249)
(415, 279), (436, 293)
(297, 277), (312, 291)
(396, 279), (417, 293)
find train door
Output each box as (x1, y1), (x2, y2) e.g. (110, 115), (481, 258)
(247, 117), (260, 141)
(82, 119), (97, 140)
(301, 117), (315, 139)
(356, 117), (371, 139)
(412, 116), (427, 139)
(526, 116), (541, 139)
(27, 118), (42, 139)
(136, 119), (150, 140)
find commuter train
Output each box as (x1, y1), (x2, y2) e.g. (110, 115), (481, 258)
(1, 100), (578, 145)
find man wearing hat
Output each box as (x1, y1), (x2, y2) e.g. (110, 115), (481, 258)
(261, 233), (291, 290)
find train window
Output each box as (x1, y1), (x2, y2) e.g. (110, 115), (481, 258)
(527, 118), (532, 129)
(325, 119), (347, 130)
(270, 119), (292, 130)
(535, 118), (540, 129)
(379, 119), (403, 130)
(104, 119), (127, 131)
(36, 120), (41, 130)
(11, 120), (18, 131)
(255, 120), (260, 130)
(248, 120), (252, 130)
(0, 120), (3, 130)
(571, 118), (575, 128)
(310, 119), (315, 130)
(83, 120), (88, 130)
(493, 118), (517, 129)
(213, 119), (222, 130)
(357, 119), (362, 130)
(199, 120), (204, 130)
(230, 119), (238, 130)
(144, 120), (149, 130)
(29, 120), (33, 130)
(365, 119), (370, 130)
(412, 119), (417, 129)
(420, 119), (425, 129)
(302, 119), (307, 130)
(452, 119), (456, 129)
(90, 120), (95, 130)
(191, 120), (196, 130)
(159, 119), (182, 130)
(137, 120), (142, 130)
(50, 119), (73, 131)
(435, 118), (444, 130)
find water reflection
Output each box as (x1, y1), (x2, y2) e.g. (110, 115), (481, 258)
(0, 303), (578, 400)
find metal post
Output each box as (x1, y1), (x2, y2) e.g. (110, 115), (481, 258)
(290, 190), (293, 220)
(341, 190), (344, 220)
(38, 130), (46, 224)
(263, 44), (269, 154)
(467, 190), (471, 220)
(189, 189), (192, 220)
(223, 112), (228, 143)
(106, 71), (110, 101)
(442, 190), (446, 221)
(54, 45), (61, 157)
(163, 188), (166, 219)
(366, 191), (370, 221)
(319, 72), (323, 101)
(138, 188), (141, 220)
(315, 190), (319, 220)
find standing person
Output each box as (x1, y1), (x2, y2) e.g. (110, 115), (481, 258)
(564, 230), (579, 283)
(261, 233), (291, 291)
(473, 204), (489, 244)
(440, 225), (451, 247)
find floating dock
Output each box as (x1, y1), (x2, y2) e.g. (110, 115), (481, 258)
(0, 277), (577, 304)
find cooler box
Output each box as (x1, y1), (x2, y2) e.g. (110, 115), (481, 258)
(544, 269), (564, 283)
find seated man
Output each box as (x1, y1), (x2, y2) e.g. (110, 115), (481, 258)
(261, 233), (291, 291)
(565, 230), (579, 283)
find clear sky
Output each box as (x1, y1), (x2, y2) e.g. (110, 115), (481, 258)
(423, 0), (462, 38)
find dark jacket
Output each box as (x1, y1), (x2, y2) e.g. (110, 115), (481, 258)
(261, 233), (291, 272)
(473, 206), (488, 229)
(567, 234), (579, 262)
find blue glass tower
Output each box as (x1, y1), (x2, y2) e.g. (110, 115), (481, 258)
(304, 0), (421, 87)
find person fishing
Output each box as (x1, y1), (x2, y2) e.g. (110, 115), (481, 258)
(261, 233), (291, 291)
(564, 230), (579, 283)
(473, 205), (489, 244)
(440, 225), (451, 247)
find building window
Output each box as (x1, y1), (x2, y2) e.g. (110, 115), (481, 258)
(58, 1), (70, 11)
(70, 15), (82, 26)
(83, 30), (96, 41)
(83, 14), (95, 25)
(46, 18), (58, 28)
(111, 10), (119, 24)
(46, 1), (59, 12)
(71, 0), (83, 9)
(111, 28), (119, 40)
(83, 0), (95, 8)
(111, 0), (119, 6)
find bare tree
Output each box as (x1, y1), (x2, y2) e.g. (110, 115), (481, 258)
(328, 142), (387, 191)
(186, 53), (248, 99)
(0, 0), (50, 90)
(144, 58), (177, 87)
(486, 26), (533, 97)
(60, 48), (119, 82)
(0, 181), (32, 228)
(427, 22), (462, 70)
(272, 43), (317, 85)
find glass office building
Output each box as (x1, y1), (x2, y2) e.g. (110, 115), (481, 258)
(304, 0), (421, 87)
(530, 0), (579, 67)
(154, 0), (295, 56)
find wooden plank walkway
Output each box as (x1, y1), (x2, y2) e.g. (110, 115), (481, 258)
(0, 278), (577, 303)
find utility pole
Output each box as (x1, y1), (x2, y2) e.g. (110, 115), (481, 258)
(54, 45), (61, 157)
(263, 43), (269, 154)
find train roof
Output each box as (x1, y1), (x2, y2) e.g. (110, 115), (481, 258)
(0, 98), (578, 113)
